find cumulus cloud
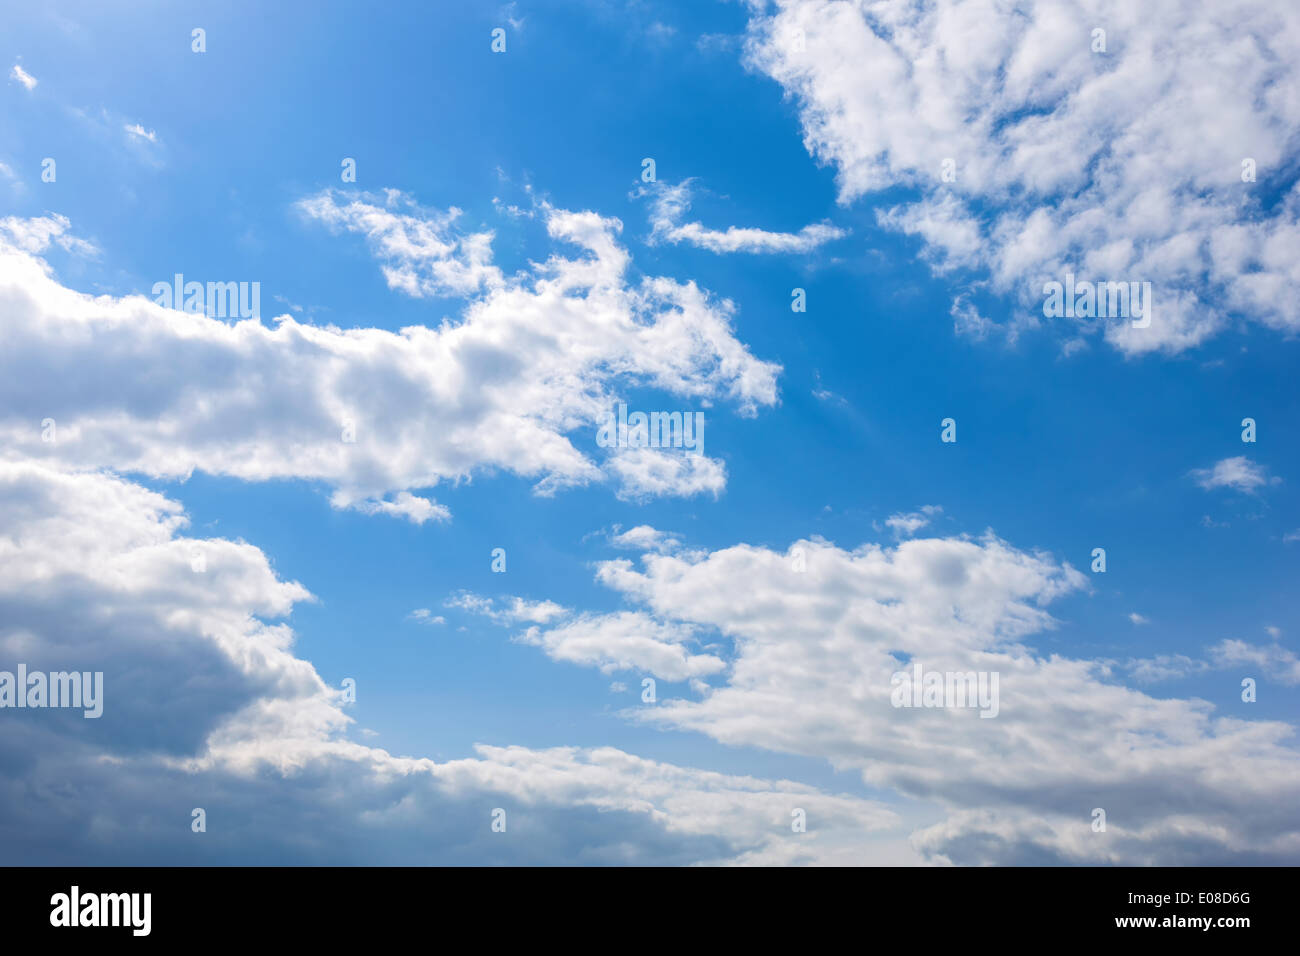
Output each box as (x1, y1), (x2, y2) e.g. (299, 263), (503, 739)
(0, 201), (779, 518)
(604, 446), (727, 500)
(640, 180), (847, 254)
(0, 459), (898, 865)
(515, 529), (1300, 864)
(743, 0), (1300, 354)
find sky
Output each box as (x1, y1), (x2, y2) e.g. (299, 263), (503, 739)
(0, 0), (1298, 866)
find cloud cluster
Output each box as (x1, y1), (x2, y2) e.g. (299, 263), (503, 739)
(513, 527), (1300, 863)
(0, 204), (779, 517)
(0, 459), (898, 865)
(743, 0), (1300, 354)
(0, 200), (916, 865)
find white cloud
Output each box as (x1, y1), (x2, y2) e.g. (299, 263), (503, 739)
(298, 189), (502, 298)
(641, 180), (847, 254)
(610, 524), (682, 553)
(646, 22), (677, 43)
(0, 214), (97, 257)
(447, 591), (570, 625)
(604, 446), (727, 500)
(123, 123), (157, 143)
(1210, 639), (1300, 686)
(1190, 456), (1276, 493)
(501, 2), (525, 32)
(0, 458), (899, 865)
(743, 0), (1300, 355)
(1128, 612), (1149, 626)
(521, 528), (1300, 864)
(520, 611), (726, 681)
(9, 64), (36, 90)
(341, 491), (450, 524)
(0, 200), (778, 518)
(950, 294), (997, 341)
(407, 609), (446, 626)
(1124, 653), (1209, 684)
(884, 505), (942, 538)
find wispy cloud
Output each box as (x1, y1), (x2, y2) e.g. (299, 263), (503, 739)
(1210, 639), (1300, 686)
(123, 122), (158, 143)
(640, 180), (846, 254)
(9, 64), (37, 90)
(1190, 456), (1277, 493)
(407, 609), (446, 626)
(609, 524), (682, 553)
(884, 505), (942, 539)
(447, 591), (570, 625)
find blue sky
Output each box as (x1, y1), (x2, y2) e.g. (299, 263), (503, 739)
(1, 0), (1298, 865)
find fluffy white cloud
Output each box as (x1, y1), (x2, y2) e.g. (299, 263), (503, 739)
(641, 180), (847, 253)
(522, 528), (1300, 864)
(603, 445), (727, 500)
(0, 202), (779, 517)
(0, 459), (899, 865)
(0, 214), (97, 257)
(743, 0), (1300, 354)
